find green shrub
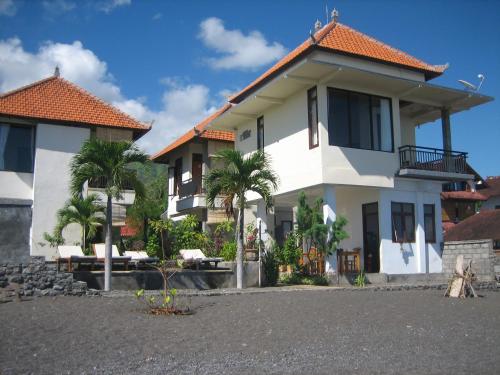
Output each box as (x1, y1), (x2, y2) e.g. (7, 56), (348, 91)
(220, 241), (237, 261)
(279, 273), (329, 286)
(354, 270), (366, 287)
(262, 249), (279, 286)
(282, 231), (302, 266)
(146, 232), (161, 257)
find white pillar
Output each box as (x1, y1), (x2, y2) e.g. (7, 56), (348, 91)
(323, 185), (337, 274)
(257, 200), (270, 249)
(415, 192), (426, 273)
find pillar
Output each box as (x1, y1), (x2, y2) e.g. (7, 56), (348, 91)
(323, 185), (337, 274)
(441, 108), (452, 172)
(257, 200), (270, 249)
(415, 192), (427, 273)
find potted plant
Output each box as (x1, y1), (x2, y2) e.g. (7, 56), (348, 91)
(244, 222), (259, 261)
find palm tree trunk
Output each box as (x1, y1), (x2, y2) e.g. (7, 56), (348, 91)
(236, 199), (245, 289)
(104, 195), (113, 291)
(82, 225), (86, 255)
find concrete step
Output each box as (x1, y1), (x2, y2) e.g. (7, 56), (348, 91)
(335, 273), (447, 286)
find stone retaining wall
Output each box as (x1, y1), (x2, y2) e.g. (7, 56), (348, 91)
(0, 256), (97, 297)
(442, 239), (495, 282)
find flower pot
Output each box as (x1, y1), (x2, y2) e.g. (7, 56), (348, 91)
(245, 248), (258, 261)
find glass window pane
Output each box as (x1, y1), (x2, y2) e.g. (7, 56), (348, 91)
(403, 203), (413, 214)
(349, 92), (371, 149)
(0, 124), (34, 173)
(404, 214), (415, 241)
(308, 87), (318, 147)
(379, 98), (392, 152)
(328, 89), (349, 147)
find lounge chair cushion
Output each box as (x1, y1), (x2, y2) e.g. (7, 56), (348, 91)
(124, 251), (157, 261)
(180, 249), (206, 260)
(58, 245), (85, 258)
(93, 244), (130, 260)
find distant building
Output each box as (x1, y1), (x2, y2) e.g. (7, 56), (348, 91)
(0, 73), (150, 263)
(480, 176), (500, 211)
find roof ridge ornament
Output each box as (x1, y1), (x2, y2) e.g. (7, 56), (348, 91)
(54, 66), (60, 77)
(314, 19), (322, 32)
(331, 8), (339, 23)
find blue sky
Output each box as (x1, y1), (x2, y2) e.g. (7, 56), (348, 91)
(0, 0), (499, 177)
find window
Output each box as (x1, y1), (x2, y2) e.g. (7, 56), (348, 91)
(257, 116), (264, 151)
(307, 87), (319, 148)
(327, 88), (393, 152)
(391, 202), (415, 242)
(173, 157), (182, 195)
(0, 123), (35, 173)
(424, 204), (436, 243)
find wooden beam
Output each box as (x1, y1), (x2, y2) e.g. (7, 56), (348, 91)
(254, 95), (285, 105)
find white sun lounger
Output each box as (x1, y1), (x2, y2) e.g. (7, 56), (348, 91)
(56, 245), (97, 272)
(93, 244), (131, 270)
(124, 251), (158, 268)
(179, 249), (223, 269)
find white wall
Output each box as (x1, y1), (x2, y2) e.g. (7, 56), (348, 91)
(236, 88), (323, 202)
(482, 196), (500, 211)
(31, 123), (90, 260)
(0, 171), (33, 201)
(378, 178), (443, 274)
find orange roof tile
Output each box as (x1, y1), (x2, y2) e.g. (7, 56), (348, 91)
(229, 22), (447, 103)
(0, 75), (151, 136)
(441, 191), (487, 201)
(151, 104), (233, 162)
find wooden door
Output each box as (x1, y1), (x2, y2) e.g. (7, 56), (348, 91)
(362, 202), (380, 273)
(192, 153), (203, 194)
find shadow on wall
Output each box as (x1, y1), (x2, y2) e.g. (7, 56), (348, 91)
(399, 242), (414, 265)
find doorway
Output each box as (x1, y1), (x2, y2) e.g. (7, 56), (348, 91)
(362, 202), (380, 273)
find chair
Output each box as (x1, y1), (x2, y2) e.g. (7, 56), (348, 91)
(56, 246), (97, 272)
(92, 244), (131, 270)
(124, 251), (158, 268)
(179, 249), (223, 269)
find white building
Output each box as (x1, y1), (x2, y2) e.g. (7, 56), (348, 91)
(202, 18), (493, 275)
(151, 107), (234, 232)
(0, 73), (150, 263)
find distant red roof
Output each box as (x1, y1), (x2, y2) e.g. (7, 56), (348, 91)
(0, 76), (150, 138)
(229, 21), (447, 103)
(151, 104), (234, 162)
(481, 176), (500, 198)
(441, 191), (487, 201)
(444, 210), (500, 242)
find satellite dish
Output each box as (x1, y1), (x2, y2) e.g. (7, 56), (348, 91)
(458, 74), (485, 92)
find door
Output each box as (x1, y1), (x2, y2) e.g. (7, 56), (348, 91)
(192, 153), (203, 194)
(362, 202), (380, 273)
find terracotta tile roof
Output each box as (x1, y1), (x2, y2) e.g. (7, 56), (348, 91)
(444, 209), (500, 242)
(442, 221), (457, 233)
(0, 75), (150, 136)
(480, 176), (500, 198)
(151, 104), (233, 162)
(229, 22), (447, 103)
(441, 191), (487, 201)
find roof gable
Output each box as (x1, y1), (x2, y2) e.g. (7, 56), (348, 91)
(229, 22), (447, 103)
(151, 104), (233, 162)
(0, 76), (150, 136)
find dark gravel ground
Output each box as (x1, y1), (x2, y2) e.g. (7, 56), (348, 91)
(1, 289), (499, 375)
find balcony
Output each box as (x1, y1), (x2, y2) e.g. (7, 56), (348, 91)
(398, 145), (473, 181)
(175, 178), (227, 213)
(87, 176), (135, 206)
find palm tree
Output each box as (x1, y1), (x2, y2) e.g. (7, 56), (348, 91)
(55, 194), (105, 252)
(70, 139), (148, 291)
(205, 149), (278, 289)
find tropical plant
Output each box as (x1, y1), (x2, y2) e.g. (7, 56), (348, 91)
(220, 240), (237, 261)
(211, 220), (234, 256)
(261, 248), (279, 286)
(53, 194), (105, 253)
(70, 138), (148, 291)
(279, 273), (329, 286)
(205, 149), (278, 289)
(282, 231), (302, 267)
(354, 270), (366, 287)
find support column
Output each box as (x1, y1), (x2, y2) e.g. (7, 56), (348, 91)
(257, 200), (270, 249)
(415, 192), (427, 273)
(441, 108), (452, 172)
(323, 185), (337, 275)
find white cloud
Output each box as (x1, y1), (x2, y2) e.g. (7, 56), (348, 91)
(198, 17), (287, 70)
(152, 12), (162, 21)
(97, 0), (131, 13)
(0, 38), (216, 155)
(0, 0), (16, 16)
(42, 0), (76, 15)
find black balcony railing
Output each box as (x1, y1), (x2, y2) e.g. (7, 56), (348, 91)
(399, 145), (468, 174)
(178, 178), (204, 198)
(88, 176), (135, 190)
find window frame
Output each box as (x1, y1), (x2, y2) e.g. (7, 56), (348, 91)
(327, 87), (394, 153)
(257, 116), (264, 151)
(391, 202), (416, 243)
(0, 123), (36, 174)
(424, 204), (436, 243)
(307, 86), (319, 149)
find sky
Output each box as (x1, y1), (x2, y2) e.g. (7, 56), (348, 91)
(0, 0), (499, 177)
